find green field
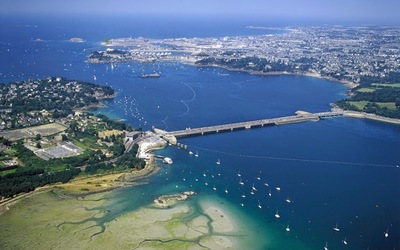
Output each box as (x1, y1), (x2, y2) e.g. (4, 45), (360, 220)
(356, 88), (376, 93)
(372, 83), (400, 88)
(376, 102), (397, 109)
(349, 101), (369, 110)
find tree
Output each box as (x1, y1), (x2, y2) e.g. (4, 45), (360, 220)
(61, 134), (68, 141)
(35, 134), (42, 141)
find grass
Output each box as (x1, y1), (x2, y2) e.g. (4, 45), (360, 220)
(71, 137), (103, 151)
(55, 173), (124, 194)
(372, 83), (400, 88)
(348, 101), (397, 111)
(356, 88), (376, 93)
(4, 148), (17, 156)
(349, 101), (369, 110)
(376, 102), (397, 110)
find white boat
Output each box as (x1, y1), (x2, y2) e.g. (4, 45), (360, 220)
(256, 176), (261, 181)
(241, 203), (244, 207)
(343, 237), (348, 245)
(205, 182), (208, 186)
(252, 183), (257, 191)
(264, 182), (269, 187)
(195, 151), (199, 157)
(285, 198), (292, 203)
(237, 172), (241, 177)
(224, 188), (228, 194)
(241, 194), (246, 198)
(286, 225), (290, 232)
(213, 186), (217, 191)
(275, 211), (280, 219)
(385, 230), (389, 238)
(203, 172), (206, 177)
(189, 151), (193, 155)
(258, 201), (262, 209)
(333, 224), (340, 232)
(239, 178), (244, 185)
(324, 242), (329, 250)
(163, 157), (173, 164)
(216, 159), (221, 165)
(250, 191), (254, 195)
(275, 187), (281, 191)
(268, 190), (272, 197)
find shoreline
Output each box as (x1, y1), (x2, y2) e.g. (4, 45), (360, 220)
(0, 155), (160, 212)
(188, 62), (359, 89)
(343, 110), (400, 125)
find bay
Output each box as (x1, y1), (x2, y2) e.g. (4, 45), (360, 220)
(0, 15), (399, 249)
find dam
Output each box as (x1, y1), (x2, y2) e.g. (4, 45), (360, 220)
(153, 110), (344, 142)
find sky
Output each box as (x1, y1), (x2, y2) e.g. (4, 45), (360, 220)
(1, 0), (400, 24)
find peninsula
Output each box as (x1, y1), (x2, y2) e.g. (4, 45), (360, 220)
(0, 77), (148, 202)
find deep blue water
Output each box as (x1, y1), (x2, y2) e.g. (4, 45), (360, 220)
(1, 15), (400, 249)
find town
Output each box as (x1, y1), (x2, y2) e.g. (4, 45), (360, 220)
(89, 26), (400, 85)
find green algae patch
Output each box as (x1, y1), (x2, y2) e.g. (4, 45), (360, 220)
(0, 190), (111, 250)
(0, 189), (245, 250)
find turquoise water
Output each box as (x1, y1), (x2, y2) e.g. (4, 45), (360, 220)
(1, 15), (400, 249)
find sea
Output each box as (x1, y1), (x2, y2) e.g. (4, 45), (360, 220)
(1, 14), (400, 249)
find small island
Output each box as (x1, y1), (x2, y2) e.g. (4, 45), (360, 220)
(153, 191), (196, 208)
(69, 37), (85, 43)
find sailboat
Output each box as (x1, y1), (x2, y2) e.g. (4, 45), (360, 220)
(324, 242), (329, 250)
(286, 225), (290, 232)
(216, 159), (221, 165)
(384, 229), (389, 238)
(275, 210), (280, 219)
(333, 223), (340, 232)
(343, 237), (348, 245)
(195, 150), (199, 157)
(268, 190), (272, 197)
(237, 172), (241, 177)
(252, 183), (257, 191)
(258, 201), (262, 209)
(239, 178), (244, 185)
(189, 151), (193, 155)
(241, 193), (246, 198)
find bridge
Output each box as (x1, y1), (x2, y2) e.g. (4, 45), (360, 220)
(154, 110), (344, 141)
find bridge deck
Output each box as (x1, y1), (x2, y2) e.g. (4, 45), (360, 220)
(162, 111), (343, 138)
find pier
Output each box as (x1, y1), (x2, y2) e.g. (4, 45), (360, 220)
(154, 111), (343, 141)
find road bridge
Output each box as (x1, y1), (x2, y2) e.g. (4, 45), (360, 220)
(154, 111), (343, 140)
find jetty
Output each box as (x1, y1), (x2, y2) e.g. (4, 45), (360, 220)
(153, 110), (343, 142)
